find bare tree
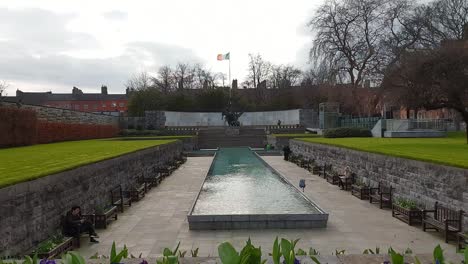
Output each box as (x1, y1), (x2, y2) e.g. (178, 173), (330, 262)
(154, 65), (174, 94)
(246, 53), (271, 88)
(174, 63), (194, 90)
(309, 0), (426, 86)
(270, 65), (302, 88)
(216, 72), (227, 87)
(0, 80), (8, 105)
(421, 0), (468, 47)
(125, 72), (152, 91)
(383, 46), (468, 143)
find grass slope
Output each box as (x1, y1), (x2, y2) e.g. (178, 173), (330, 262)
(297, 132), (468, 169)
(0, 138), (177, 188)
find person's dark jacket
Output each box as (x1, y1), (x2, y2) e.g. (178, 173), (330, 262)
(63, 211), (81, 236)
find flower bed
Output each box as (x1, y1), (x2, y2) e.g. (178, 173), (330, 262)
(392, 198), (422, 226)
(33, 235), (75, 259)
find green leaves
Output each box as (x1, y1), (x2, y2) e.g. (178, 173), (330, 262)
(433, 245), (444, 264)
(109, 241), (128, 264)
(190, 248), (199, 257)
(464, 248), (467, 264)
(388, 248), (404, 264)
(61, 251), (86, 264)
(271, 237), (281, 264)
(280, 239), (299, 264)
(218, 242), (241, 264)
(218, 239), (266, 264)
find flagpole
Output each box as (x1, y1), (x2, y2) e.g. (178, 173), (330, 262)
(229, 55), (231, 99)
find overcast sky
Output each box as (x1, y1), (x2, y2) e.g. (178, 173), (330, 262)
(0, 0), (321, 95)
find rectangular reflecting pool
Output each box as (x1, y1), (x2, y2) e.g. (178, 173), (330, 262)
(188, 147), (328, 229)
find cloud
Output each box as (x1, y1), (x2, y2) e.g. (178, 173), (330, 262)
(0, 8), (201, 93)
(102, 10), (127, 21)
(0, 8), (98, 54)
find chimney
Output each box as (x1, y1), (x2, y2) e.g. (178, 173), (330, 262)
(232, 79), (238, 89)
(72, 86), (83, 95)
(101, 85), (108, 95)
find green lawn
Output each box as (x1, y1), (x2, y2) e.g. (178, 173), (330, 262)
(272, 133), (321, 138)
(0, 138), (177, 188)
(297, 132), (468, 169)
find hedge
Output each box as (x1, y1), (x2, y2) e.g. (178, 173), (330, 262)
(323, 127), (372, 138)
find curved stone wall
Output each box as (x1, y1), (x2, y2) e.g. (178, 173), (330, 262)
(290, 139), (468, 230)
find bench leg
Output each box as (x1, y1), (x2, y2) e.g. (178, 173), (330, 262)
(422, 222), (426, 232)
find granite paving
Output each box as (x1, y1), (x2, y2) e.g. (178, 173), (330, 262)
(77, 156), (459, 259)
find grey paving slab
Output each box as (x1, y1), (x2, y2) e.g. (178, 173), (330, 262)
(77, 156), (459, 259)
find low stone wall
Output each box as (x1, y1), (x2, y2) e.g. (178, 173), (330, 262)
(267, 135), (290, 150)
(0, 141), (183, 256)
(290, 140), (468, 230)
(2, 102), (118, 126)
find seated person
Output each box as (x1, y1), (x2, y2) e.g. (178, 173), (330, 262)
(338, 166), (353, 189)
(63, 206), (99, 243)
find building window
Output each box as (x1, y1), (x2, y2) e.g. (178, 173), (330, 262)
(74, 105), (80, 110)
(111, 102), (117, 107)
(93, 104), (98, 110)
(102, 103), (106, 108)
(119, 103), (124, 107)
(83, 104), (88, 110)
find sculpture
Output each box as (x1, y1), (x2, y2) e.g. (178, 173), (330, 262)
(222, 106), (243, 127)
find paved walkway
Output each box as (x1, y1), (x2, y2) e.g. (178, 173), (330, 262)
(78, 156), (457, 258)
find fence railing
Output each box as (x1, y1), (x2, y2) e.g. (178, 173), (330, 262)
(385, 119), (449, 131)
(339, 116), (381, 130)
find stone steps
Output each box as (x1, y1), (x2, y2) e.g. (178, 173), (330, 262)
(198, 127), (266, 149)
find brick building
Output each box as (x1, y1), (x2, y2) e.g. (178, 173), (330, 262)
(6, 86), (128, 116)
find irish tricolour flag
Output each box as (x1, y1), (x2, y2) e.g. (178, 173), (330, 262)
(217, 52), (230, 61)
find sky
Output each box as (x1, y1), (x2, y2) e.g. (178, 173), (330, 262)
(0, 0), (322, 95)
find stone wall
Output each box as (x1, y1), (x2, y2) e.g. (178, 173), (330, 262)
(143, 109), (307, 127)
(2, 102), (118, 126)
(289, 140), (468, 230)
(0, 141), (183, 256)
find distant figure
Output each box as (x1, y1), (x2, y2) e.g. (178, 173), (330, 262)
(299, 179), (306, 192)
(282, 145), (291, 161)
(63, 206), (99, 243)
(277, 120), (282, 126)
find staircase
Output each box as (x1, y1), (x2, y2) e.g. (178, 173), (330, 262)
(197, 127), (267, 149)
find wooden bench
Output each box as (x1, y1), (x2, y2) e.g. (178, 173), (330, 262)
(311, 165), (322, 175)
(60, 213), (95, 248)
(111, 185), (132, 213)
(325, 171), (340, 185)
(93, 205), (118, 229)
(319, 164), (332, 178)
(338, 173), (356, 191)
(457, 232), (467, 250)
(300, 159), (314, 171)
(422, 202), (464, 243)
(125, 176), (147, 202)
(155, 166), (171, 178)
(369, 183), (393, 209)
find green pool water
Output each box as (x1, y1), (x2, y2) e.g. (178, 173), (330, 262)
(192, 147), (321, 215)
